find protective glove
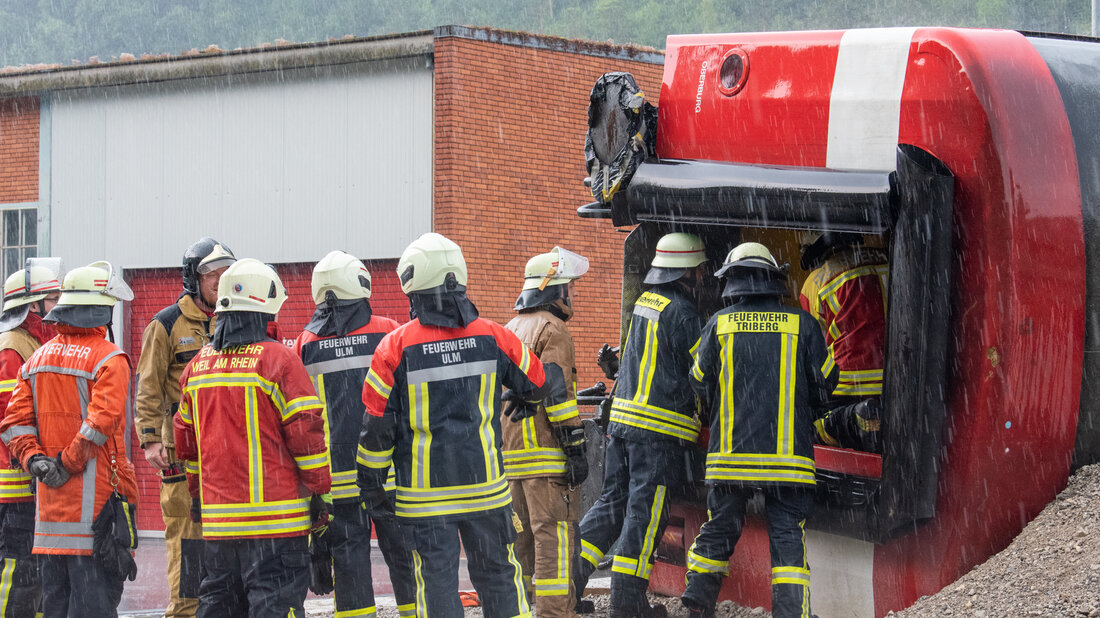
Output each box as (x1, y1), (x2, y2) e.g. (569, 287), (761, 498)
(190, 498), (202, 524)
(555, 426), (589, 486)
(308, 519), (334, 595)
(91, 492), (139, 582)
(596, 344), (620, 380)
(28, 454), (70, 488)
(309, 494), (332, 536)
(361, 486), (395, 519)
(501, 389), (540, 423)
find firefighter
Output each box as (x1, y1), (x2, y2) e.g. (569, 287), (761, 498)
(0, 260), (140, 617)
(503, 247), (590, 617)
(680, 243), (837, 618)
(174, 258), (330, 617)
(573, 232), (707, 618)
(134, 237), (235, 617)
(290, 250), (415, 618)
(799, 232), (887, 453)
(357, 232), (547, 618)
(0, 259), (62, 616)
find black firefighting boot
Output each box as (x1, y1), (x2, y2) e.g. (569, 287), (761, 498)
(574, 598), (595, 614)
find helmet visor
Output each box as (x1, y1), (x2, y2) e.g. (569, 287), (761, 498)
(552, 247), (589, 280)
(89, 260), (135, 302)
(197, 244), (237, 274)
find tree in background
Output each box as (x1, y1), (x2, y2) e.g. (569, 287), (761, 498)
(0, 0), (1092, 68)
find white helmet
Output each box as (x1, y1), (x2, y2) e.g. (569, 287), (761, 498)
(2, 258), (63, 312)
(312, 251), (371, 305)
(397, 233), (468, 295)
(522, 247), (589, 291)
(215, 259), (287, 315)
(715, 242), (781, 277)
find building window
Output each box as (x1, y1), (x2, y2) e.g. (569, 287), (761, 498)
(1, 208), (36, 281)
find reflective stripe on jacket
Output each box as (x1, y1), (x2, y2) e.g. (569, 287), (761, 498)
(799, 248), (887, 397)
(0, 318), (50, 503)
(358, 317), (545, 521)
(691, 298), (839, 487)
(501, 308), (581, 479)
(607, 284), (703, 445)
(292, 316), (399, 504)
(174, 340), (330, 539)
(134, 294), (214, 448)
(0, 325), (138, 555)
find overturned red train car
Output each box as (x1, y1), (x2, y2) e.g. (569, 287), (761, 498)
(580, 27), (1100, 616)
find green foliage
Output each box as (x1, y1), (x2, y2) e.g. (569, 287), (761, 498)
(0, 0), (1092, 68)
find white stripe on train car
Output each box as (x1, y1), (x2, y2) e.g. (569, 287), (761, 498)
(826, 27), (917, 172)
(807, 530), (875, 618)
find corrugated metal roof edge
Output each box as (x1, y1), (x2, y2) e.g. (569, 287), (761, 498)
(434, 25), (665, 64)
(0, 30), (436, 95)
(0, 25), (663, 96)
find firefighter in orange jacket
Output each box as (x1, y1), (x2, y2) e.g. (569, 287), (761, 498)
(174, 259), (330, 617)
(291, 251), (414, 618)
(358, 233), (547, 618)
(0, 260), (139, 617)
(503, 248), (589, 617)
(135, 238), (235, 618)
(0, 258), (62, 617)
(799, 232), (887, 452)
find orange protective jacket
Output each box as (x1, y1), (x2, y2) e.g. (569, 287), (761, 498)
(174, 340), (331, 540)
(0, 325), (138, 556)
(0, 312), (53, 503)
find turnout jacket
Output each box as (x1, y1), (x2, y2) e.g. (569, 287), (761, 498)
(502, 307), (582, 479)
(0, 325), (139, 555)
(291, 315), (400, 504)
(174, 340), (330, 539)
(691, 297), (838, 487)
(135, 294), (215, 449)
(358, 317), (546, 521)
(608, 284), (704, 445)
(0, 313), (52, 503)
(800, 248), (888, 398)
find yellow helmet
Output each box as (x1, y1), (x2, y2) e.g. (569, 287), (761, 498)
(644, 233), (706, 285)
(312, 251), (371, 305)
(397, 233), (468, 295)
(56, 261), (133, 307)
(215, 259), (287, 315)
(522, 247), (589, 291)
(2, 258), (63, 312)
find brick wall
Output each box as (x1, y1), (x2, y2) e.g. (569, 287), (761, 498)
(433, 34), (663, 391)
(124, 260), (407, 531)
(0, 97), (39, 204)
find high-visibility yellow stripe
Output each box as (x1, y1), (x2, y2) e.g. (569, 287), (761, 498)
(778, 332), (797, 456)
(0, 379), (16, 392)
(412, 550), (427, 615)
(635, 485), (666, 579)
(821, 349), (836, 379)
(719, 332), (735, 453)
(335, 606), (377, 617)
(686, 545), (729, 574)
(246, 387), (263, 503)
(0, 556), (14, 615)
(282, 395), (323, 422)
(506, 543), (532, 616)
(634, 321), (659, 402)
(580, 539), (603, 567)
(397, 603), (416, 617)
(294, 451), (329, 471)
(545, 400), (579, 423)
(556, 521), (569, 582)
(356, 444), (393, 469)
(365, 369), (392, 399)
(410, 382), (431, 488)
(522, 415), (536, 450)
(478, 372), (500, 480)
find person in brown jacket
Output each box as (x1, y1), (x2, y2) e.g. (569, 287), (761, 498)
(503, 247), (590, 617)
(133, 238), (234, 617)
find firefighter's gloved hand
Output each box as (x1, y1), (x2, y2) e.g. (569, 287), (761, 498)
(362, 486), (394, 518)
(309, 494), (332, 536)
(190, 497), (202, 523)
(597, 344), (620, 380)
(501, 389), (540, 422)
(308, 524), (335, 595)
(28, 454), (70, 488)
(556, 427), (589, 486)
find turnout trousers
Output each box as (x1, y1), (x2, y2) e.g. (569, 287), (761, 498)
(405, 507), (530, 618)
(40, 554), (124, 618)
(682, 485), (814, 618)
(329, 501), (417, 618)
(509, 477), (578, 618)
(371, 495), (417, 618)
(162, 449), (204, 617)
(573, 436), (682, 612)
(196, 535), (309, 618)
(0, 502), (39, 617)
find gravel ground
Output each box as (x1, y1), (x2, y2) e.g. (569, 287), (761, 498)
(296, 464), (1100, 617)
(893, 463), (1100, 618)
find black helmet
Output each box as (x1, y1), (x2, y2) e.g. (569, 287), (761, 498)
(182, 237), (234, 296)
(800, 232), (863, 271)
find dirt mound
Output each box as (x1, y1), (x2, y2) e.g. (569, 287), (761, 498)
(893, 463), (1100, 617)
